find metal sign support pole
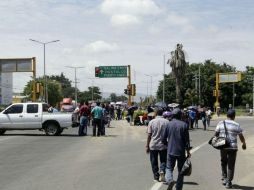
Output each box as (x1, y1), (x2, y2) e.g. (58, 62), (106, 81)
(128, 65), (131, 106)
(32, 57), (36, 102)
(216, 73), (219, 115)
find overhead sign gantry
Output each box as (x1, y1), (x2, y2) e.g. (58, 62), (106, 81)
(0, 58), (37, 103)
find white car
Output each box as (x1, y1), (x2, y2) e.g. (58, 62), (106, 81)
(0, 103), (73, 136)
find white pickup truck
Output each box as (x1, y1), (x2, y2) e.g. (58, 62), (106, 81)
(0, 103), (73, 136)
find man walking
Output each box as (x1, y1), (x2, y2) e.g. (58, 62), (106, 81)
(91, 102), (103, 137)
(78, 101), (90, 136)
(162, 108), (191, 190)
(146, 109), (169, 182)
(215, 109), (246, 188)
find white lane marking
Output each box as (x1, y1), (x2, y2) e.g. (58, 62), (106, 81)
(190, 141), (208, 154)
(0, 137), (15, 142)
(149, 140), (208, 190)
(150, 182), (163, 190)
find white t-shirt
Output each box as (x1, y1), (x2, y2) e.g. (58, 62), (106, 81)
(215, 119), (243, 149)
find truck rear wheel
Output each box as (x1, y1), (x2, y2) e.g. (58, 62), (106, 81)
(0, 129), (6, 135)
(56, 128), (63, 135)
(45, 123), (60, 136)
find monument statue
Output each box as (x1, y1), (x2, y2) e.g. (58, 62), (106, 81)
(167, 44), (187, 104)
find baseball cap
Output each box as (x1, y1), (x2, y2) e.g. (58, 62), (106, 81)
(227, 109), (235, 117)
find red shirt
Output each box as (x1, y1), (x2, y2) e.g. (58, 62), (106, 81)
(79, 105), (90, 116)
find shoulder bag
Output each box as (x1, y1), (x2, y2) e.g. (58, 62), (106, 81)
(209, 121), (230, 150)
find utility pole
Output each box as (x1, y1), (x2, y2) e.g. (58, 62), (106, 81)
(145, 74), (153, 104)
(92, 80), (94, 101)
(194, 74), (198, 94)
(163, 54), (166, 103)
(128, 65), (131, 106)
(198, 65), (201, 104)
(216, 73), (219, 115)
(233, 82), (235, 109)
(66, 66), (85, 108)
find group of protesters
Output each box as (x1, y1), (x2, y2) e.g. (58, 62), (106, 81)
(146, 108), (190, 190)
(75, 101), (112, 136)
(185, 107), (212, 130)
(146, 107), (246, 190)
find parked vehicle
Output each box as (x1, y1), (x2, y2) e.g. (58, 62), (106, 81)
(0, 103), (73, 136)
(60, 98), (75, 112)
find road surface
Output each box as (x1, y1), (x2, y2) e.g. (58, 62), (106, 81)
(0, 118), (253, 190)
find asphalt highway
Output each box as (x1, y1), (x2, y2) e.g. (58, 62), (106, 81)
(0, 118), (253, 190)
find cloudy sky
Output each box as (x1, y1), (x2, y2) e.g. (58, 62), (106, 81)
(0, 0), (253, 97)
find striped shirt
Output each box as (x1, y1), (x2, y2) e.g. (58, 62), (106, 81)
(215, 119), (243, 149)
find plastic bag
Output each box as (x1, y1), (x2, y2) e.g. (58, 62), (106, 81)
(180, 158), (192, 176)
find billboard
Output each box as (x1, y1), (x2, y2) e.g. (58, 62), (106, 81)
(0, 58), (33, 72)
(219, 72), (241, 83)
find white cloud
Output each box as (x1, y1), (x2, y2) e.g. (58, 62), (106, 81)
(100, 0), (161, 26)
(84, 40), (119, 53)
(111, 14), (141, 26)
(167, 13), (189, 26)
(166, 12), (196, 33)
(101, 0), (160, 16)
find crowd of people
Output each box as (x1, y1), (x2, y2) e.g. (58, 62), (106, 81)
(73, 102), (128, 136)
(146, 108), (246, 190)
(125, 104), (213, 131)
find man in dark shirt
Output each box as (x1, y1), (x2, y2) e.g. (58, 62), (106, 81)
(162, 108), (191, 190)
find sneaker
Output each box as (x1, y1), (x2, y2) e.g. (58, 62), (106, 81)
(159, 172), (165, 182)
(222, 179), (227, 186)
(153, 177), (159, 182)
(166, 181), (175, 190)
(225, 182), (232, 189)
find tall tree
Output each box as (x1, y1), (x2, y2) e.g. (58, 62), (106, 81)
(168, 44), (187, 104)
(23, 77), (62, 106)
(78, 86), (102, 102)
(49, 73), (75, 98)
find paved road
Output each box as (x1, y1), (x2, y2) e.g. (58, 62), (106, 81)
(0, 118), (253, 190)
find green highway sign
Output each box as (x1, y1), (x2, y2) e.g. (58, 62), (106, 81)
(95, 66), (128, 78)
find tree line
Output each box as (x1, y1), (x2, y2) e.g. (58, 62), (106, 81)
(156, 60), (254, 109)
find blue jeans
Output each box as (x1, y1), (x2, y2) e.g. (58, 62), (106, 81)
(165, 154), (185, 190)
(150, 149), (167, 180)
(79, 116), (88, 136)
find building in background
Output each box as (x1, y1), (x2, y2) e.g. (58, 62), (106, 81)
(0, 72), (13, 105)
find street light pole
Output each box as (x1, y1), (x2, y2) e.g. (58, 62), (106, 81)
(66, 66), (85, 108)
(233, 82), (235, 109)
(198, 65), (201, 104)
(163, 54), (166, 103)
(86, 78), (97, 101)
(29, 39), (60, 103)
(145, 74), (153, 103)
